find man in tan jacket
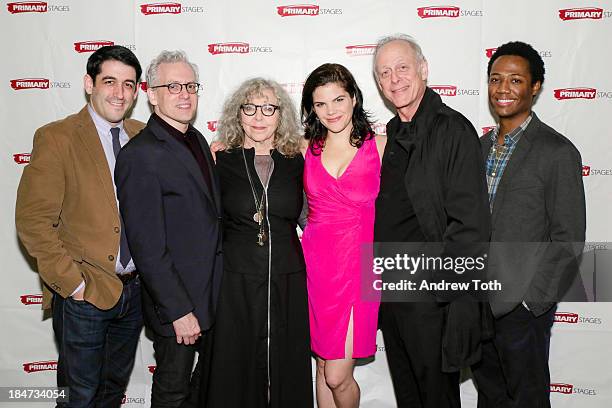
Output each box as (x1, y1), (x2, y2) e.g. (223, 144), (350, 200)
(15, 45), (145, 408)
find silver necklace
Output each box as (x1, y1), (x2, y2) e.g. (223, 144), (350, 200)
(241, 147), (273, 246)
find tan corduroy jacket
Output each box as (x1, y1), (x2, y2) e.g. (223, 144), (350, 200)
(16, 106), (145, 310)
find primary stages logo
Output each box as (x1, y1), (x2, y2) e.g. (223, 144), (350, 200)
(23, 360), (57, 373)
(551, 383), (597, 396)
(554, 88), (596, 100)
(485, 47), (552, 58)
(6, 1), (69, 13)
(207, 121), (218, 132)
(207, 42), (272, 55)
(555, 311), (603, 325)
(418, 6), (459, 18)
(10, 78), (49, 90)
(74, 40), (114, 53)
(277, 4), (318, 16)
(582, 165), (612, 177)
(555, 87), (612, 100)
(20, 294), (43, 305)
(559, 7), (604, 20)
(276, 4), (342, 16)
(13, 153), (31, 164)
(431, 84), (479, 97)
(345, 44), (376, 57)
(417, 5), (482, 18)
(139, 2), (204, 15)
(10, 78), (70, 90)
(555, 312), (579, 323)
(121, 395), (145, 405)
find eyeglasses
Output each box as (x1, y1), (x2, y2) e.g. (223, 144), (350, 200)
(240, 103), (279, 116)
(150, 82), (201, 94)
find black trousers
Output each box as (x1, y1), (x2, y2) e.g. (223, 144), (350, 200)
(379, 301), (460, 408)
(472, 304), (555, 408)
(151, 333), (204, 408)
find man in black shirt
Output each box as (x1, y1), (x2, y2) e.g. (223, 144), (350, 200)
(373, 34), (490, 408)
(115, 50), (222, 407)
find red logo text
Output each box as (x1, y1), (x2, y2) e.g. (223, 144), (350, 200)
(74, 41), (114, 53)
(207, 42), (250, 55)
(559, 8), (603, 20)
(277, 4), (319, 16)
(554, 88), (597, 100)
(7, 1), (47, 13)
(417, 6), (460, 18)
(23, 360), (57, 373)
(10, 78), (49, 90)
(555, 312), (579, 323)
(140, 2), (181, 15)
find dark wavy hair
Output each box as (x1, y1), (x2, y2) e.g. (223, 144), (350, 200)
(87, 45), (142, 83)
(301, 63), (373, 154)
(488, 41), (545, 85)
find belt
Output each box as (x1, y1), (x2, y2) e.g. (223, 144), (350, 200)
(116, 271), (138, 285)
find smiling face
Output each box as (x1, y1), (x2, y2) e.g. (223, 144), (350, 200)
(375, 40), (428, 122)
(84, 59), (138, 126)
(312, 82), (355, 137)
(488, 55), (541, 131)
(241, 88), (279, 150)
(147, 62), (198, 132)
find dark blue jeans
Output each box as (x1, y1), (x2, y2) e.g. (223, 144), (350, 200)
(53, 278), (143, 408)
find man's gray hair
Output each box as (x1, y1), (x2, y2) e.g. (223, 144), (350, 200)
(146, 50), (199, 86)
(373, 34), (426, 73)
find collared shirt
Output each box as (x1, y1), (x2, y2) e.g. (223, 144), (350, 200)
(87, 104), (135, 274)
(485, 114), (533, 212)
(151, 113), (212, 189)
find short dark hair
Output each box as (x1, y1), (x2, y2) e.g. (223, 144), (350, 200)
(301, 63), (373, 154)
(86, 45), (142, 83)
(488, 41), (545, 85)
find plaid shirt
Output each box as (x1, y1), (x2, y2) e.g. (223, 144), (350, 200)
(485, 114), (533, 212)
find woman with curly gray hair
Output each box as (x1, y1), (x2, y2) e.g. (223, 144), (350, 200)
(203, 78), (313, 407)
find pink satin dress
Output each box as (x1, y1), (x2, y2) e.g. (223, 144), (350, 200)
(302, 136), (381, 359)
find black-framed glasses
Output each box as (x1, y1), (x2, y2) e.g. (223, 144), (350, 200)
(240, 103), (279, 116)
(150, 82), (201, 94)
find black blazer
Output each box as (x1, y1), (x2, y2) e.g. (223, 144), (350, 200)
(481, 113), (586, 317)
(115, 116), (223, 336)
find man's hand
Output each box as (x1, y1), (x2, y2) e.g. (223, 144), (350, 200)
(172, 312), (201, 345)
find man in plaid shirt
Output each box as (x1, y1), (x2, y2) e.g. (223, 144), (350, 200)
(472, 41), (586, 408)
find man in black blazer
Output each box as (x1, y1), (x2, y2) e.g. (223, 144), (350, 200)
(472, 42), (586, 408)
(115, 50), (222, 407)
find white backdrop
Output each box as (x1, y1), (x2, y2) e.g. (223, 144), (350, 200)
(2, 1), (611, 407)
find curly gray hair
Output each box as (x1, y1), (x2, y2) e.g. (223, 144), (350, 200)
(146, 50), (199, 86)
(217, 78), (302, 157)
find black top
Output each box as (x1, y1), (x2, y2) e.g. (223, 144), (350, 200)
(375, 121), (426, 242)
(216, 148), (305, 275)
(151, 113), (212, 189)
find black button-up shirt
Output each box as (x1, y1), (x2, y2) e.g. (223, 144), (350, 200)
(374, 121), (426, 243)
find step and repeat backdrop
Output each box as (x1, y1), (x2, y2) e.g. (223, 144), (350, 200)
(1, 1), (611, 407)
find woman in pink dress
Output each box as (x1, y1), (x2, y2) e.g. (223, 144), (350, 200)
(300, 63), (386, 407)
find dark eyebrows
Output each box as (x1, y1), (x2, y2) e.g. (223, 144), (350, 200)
(98, 75), (136, 85)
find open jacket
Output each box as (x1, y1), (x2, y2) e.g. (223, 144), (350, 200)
(385, 88), (492, 371)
